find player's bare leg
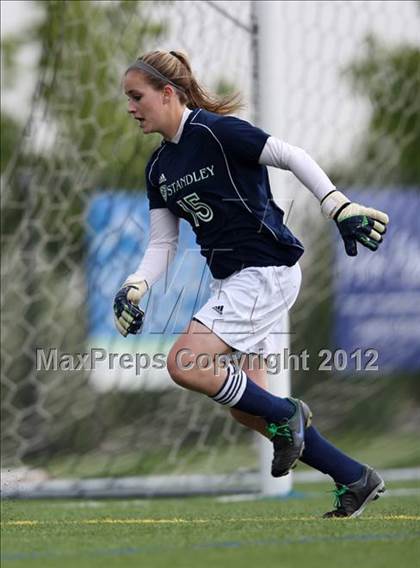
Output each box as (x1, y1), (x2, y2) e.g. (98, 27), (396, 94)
(168, 329), (270, 436)
(166, 319), (232, 395)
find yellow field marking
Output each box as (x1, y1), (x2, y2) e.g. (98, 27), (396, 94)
(3, 514), (420, 527)
(2, 517), (313, 527)
(3, 520), (40, 526)
(83, 518), (209, 525)
(379, 515), (420, 521)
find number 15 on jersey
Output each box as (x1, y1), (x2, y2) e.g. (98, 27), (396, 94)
(177, 192), (214, 227)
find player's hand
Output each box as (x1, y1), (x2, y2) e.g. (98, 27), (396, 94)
(335, 202), (389, 256)
(321, 190), (389, 256)
(113, 281), (148, 336)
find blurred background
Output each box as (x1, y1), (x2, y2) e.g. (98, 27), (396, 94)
(1, 0), (419, 497)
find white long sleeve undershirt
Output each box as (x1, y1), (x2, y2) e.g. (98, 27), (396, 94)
(258, 136), (336, 201)
(124, 208), (179, 288)
(126, 136), (337, 288)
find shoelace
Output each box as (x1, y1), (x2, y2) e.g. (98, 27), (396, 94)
(266, 422), (293, 444)
(329, 484), (350, 509)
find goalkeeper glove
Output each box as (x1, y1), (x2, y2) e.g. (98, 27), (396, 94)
(113, 280), (148, 337)
(321, 190), (389, 256)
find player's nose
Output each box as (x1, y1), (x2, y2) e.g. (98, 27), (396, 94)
(127, 100), (137, 114)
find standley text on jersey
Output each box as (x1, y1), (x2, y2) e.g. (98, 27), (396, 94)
(160, 165), (215, 200)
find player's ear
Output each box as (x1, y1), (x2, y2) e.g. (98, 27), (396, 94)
(162, 84), (175, 103)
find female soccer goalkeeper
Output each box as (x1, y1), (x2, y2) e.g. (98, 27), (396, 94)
(114, 49), (389, 518)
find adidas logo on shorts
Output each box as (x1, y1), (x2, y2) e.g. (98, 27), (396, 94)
(212, 305), (224, 315)
(159, 173), (167, 184)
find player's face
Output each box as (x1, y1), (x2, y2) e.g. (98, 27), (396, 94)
(123, 70), (168, 135)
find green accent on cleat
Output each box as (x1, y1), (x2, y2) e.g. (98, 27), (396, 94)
(266, 422), (293, 443)
(323, 466), (386, 518)
(330, 485), (350, 508)
(270, 398), (312, 478)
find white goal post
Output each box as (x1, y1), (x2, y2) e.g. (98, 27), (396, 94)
(254, 1), (292, 497)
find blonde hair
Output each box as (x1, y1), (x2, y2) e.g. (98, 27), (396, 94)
(127, 50), (243, 115)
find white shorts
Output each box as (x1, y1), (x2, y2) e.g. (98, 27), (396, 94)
(193, 263), (302, 357)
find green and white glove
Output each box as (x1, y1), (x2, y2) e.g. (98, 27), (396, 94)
(113, 280), (148, 337)
(321, 190), (389, 256)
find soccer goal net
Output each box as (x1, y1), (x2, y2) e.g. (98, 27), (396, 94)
(2, 0), (419, 498)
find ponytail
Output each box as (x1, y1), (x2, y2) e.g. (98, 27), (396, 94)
(126, 49), (243, 115)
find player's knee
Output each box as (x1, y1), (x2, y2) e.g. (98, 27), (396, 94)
(167, 346), (194, 387)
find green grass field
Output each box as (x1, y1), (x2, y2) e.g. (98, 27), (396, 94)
(2, 481), (420, 568)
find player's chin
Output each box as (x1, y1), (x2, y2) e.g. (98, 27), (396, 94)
(139, 122), (153, 134)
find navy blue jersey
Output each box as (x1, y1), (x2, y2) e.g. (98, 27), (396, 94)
(146, 109), (304, 279)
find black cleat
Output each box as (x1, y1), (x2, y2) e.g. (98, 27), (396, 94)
(267, 398), (312, 478)
(323, 465), (386, 518)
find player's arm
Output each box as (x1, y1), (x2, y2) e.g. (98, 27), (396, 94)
(114, 208), (179, 336)
(258, 137), (389, 256)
